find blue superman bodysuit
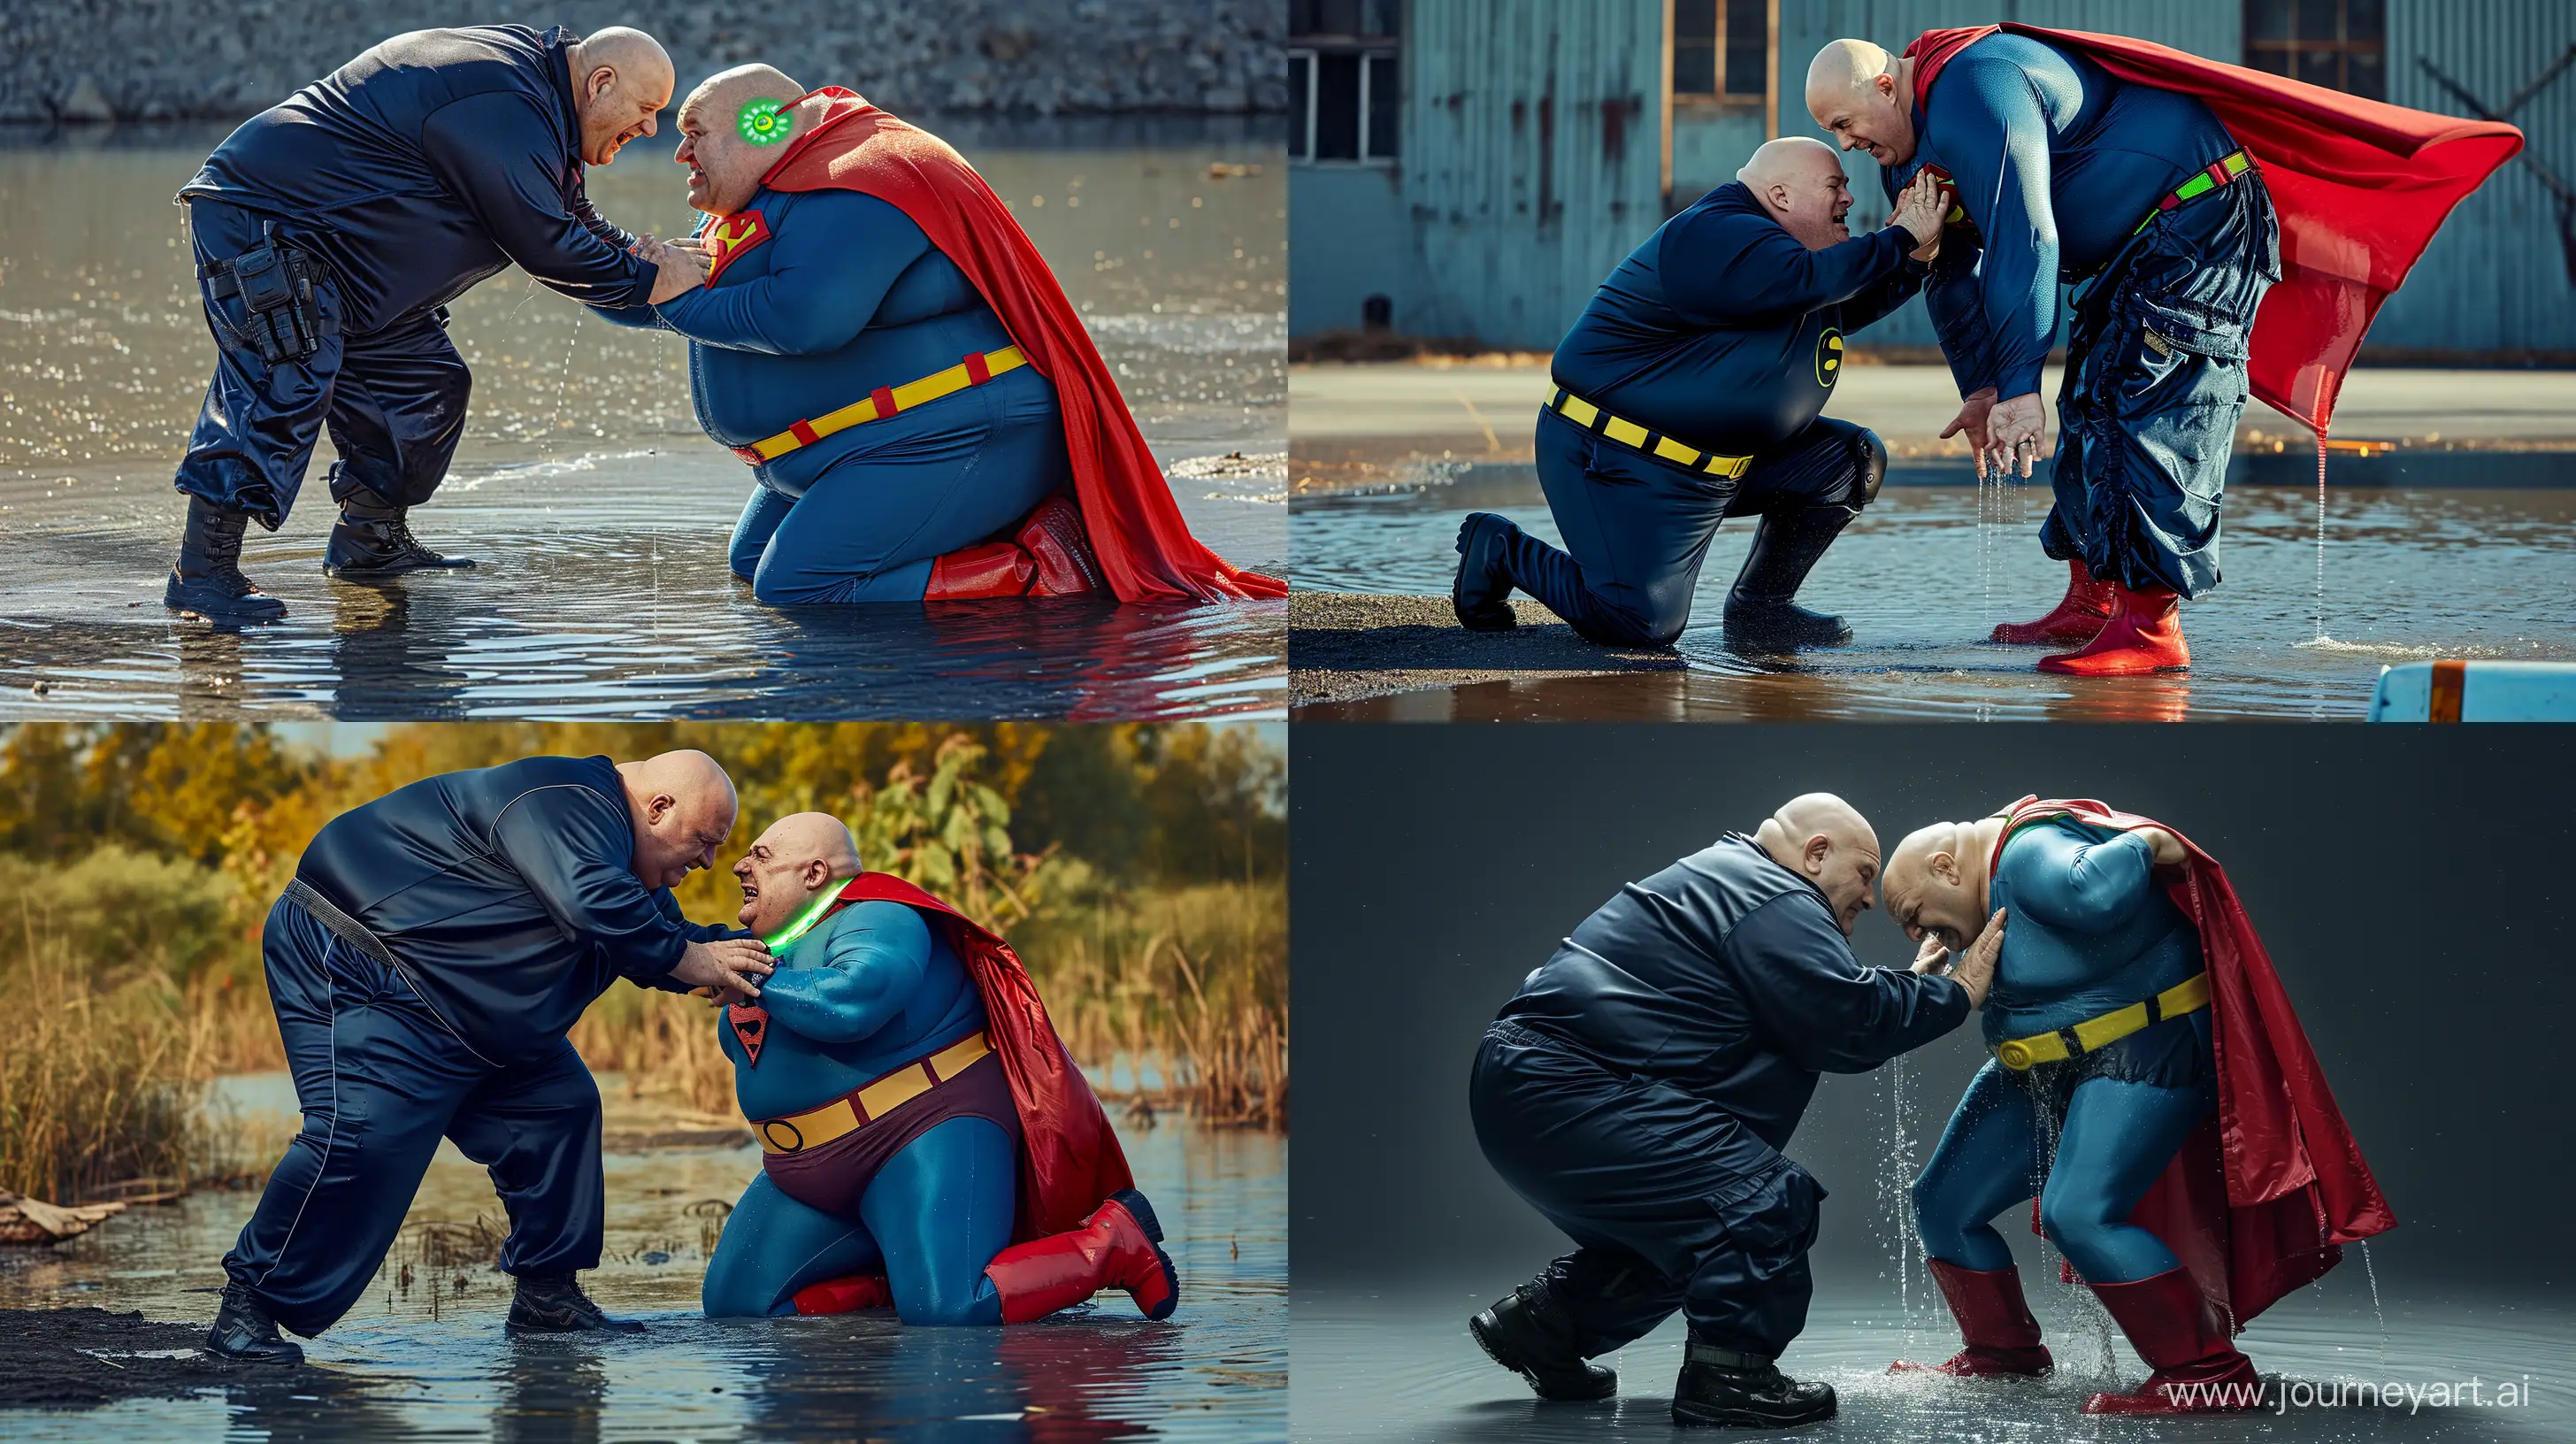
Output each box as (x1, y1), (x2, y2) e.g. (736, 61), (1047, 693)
(1472, 184), (1922, 648)
(1910, 818), (2212, 1284)
(701, 899), (1024, 1324)
(594, 190), (1071, 603)
(1890, 33), (2281, 597)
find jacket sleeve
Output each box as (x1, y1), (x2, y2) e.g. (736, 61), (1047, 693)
(489, 783), (694, 985)
(1927, 56), (2061, 400)
(1729, 893), (1971, 1072)
(650, 191), (932, 355)
(418, 91), (655, 307)
(1999, 824), (2159, 934)
(755, 901), (932, 1044)
(1661, 204), (1920, 326)
(1838, 254), (1930, 334)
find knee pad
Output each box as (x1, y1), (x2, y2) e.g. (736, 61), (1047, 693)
(1849, 427), (1888, 507)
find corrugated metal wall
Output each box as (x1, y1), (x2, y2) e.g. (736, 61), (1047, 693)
(1392, 0), (1666, 343)
(2375, 0), (2576, 353)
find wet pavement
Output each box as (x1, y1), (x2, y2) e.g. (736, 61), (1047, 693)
(0, 1072), (1285, 1441)
(1289, 461), (2576, 720)
(1292, 1280), (2574, 1441)
(0, 119), (1286, 720)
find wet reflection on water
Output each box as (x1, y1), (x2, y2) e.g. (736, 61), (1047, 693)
(1291, 463), (2575, 720)
(0, 120), (1286, 719)
(0, 1074), (1284, 1440)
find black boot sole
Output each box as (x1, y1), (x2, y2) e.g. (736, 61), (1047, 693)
(203, 1333), (304, 1365)
(1453, 514), (1520, 632)
(1721, 606), (1852, 652)
(1670, 1399), (1838, 1428)
(325, 555), (479, 580)
(165, 577), (288, 625)
(1469, 1311), (1619, 1402)
(506, 1310), (647, 1335)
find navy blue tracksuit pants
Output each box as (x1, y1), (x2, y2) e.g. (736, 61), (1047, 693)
(1469, 1022), (1826, 1359)
(222, 895), (604, 1337)
(176, 200), (472, 531)
(1505, 409), (1877, 649)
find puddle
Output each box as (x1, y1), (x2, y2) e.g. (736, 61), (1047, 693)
(1, 1072), (1283, 1440)
(0, 120), (1286, 720)
(1290, 461), (2576, 720)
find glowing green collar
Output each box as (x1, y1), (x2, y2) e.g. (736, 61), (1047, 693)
(763, 885), (847, 952)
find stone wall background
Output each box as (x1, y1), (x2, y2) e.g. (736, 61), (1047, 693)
(0, 0), (1286, 124)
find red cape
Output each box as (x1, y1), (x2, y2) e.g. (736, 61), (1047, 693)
(756, 89), (1284, 603)
(1992, 798), (2395, 1327)
(1905, 27), (2522, 434)
(741, 874), (1133, 1242)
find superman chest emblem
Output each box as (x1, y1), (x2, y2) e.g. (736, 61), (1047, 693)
(698, 209), (772, 284)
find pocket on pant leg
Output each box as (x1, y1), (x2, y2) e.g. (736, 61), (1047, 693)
(1704, 1160), (1826, 1283)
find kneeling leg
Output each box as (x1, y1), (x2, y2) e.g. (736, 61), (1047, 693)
(702, 1172), (886, 1318)
(2039, 1075), (2213, 1284)
(858, 1118), (1020, 1325)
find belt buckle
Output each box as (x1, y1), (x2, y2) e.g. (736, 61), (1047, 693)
(1996, 1040), (2034, 1071)
(759, 1118), (807, 1153)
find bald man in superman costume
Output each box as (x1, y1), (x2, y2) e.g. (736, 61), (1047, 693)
(594, 65), (1282, 606)
(1882, 798), (2393, 1414)
(1806, 28), (2518, 674)
(699, 813), (1177, 1325)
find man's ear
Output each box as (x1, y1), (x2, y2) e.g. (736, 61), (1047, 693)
(803, 856), (833, 892)
(1804, 833), (1831, 873)
(1929, 849), (1960, 886)
(646, 792), (677, 826)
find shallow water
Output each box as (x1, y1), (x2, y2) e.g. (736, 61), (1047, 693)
(1292, 1281), (2573, 1441)
(0, 1072), (1285, 1440)
(0, 119), (1286, 719)
(1291, 462), (2576, 721)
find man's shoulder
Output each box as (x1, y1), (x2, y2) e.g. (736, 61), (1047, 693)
(477, 755), (624, 823)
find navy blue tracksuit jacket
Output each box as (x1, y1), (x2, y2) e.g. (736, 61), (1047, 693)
(1471, 834), (1970, 1358)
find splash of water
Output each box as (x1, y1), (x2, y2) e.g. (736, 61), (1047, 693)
(547, 305), (585, 465)
(1878, 1054), (1925, 1343)
(2313, 430), (2328, 642)
(2359, 1238), (2388, 1366)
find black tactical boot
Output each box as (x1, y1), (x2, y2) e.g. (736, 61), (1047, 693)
(1671, 1334), (1836, 1428)
(1469, 1278), (1617, 1402)
(326, 477), (476, 578)
(204, 1281), (304, 1363)
(1453, 511), (1522, 632)
(165, 495), (288, 624)
(1722, 503), (1857, 650)
(508, 1272), (645, 1334)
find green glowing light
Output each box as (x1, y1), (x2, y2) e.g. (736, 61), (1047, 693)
(739, 98), (792, 145)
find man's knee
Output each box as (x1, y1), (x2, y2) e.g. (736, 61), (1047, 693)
(2036, 1186), (2117, 1263)
(1848, 426), (1887, 506)
(896, 1272), (999, 1327)
(700, 1251), (792, 1318)
(1906, 1171), (1953, 1246)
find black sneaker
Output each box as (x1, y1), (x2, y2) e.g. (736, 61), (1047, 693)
(1469, 1280), (1617, 1402)
(204, 1281), (304, 1364)
(507, 1272), (645, 1334)
(165, 496), (288, 624)
(1453, 512), (1521, 632)
(1671, 1337), (1836, 1428)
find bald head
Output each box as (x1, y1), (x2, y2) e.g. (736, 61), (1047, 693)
(732, 810), (863, 935)
(617, 749), (739, 890)
(567, 27), (673, 165)
(1736, 135), (1858, 250)
(1753, 793), (1881, 935)
(1805, 38), (1919, 166)
(1883, 818), (1996, 952)
(674, 63), (815, 216)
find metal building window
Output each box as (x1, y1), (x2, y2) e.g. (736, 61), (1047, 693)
(2245, 0), (2385, 100)
(1675, 0), (1770, 102)
(1292, 0), (1402, 164)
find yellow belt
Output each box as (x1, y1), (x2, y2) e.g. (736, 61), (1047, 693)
(753, 1030), (993, 1155)
(1546, 388), (1752, 480)
(1994, 973), (2210, 1071)
(730, 345), (1027, 465)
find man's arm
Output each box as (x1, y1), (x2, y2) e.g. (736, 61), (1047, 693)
(2002, 825), (2161, 933)
(418, 92), (655, 307)
(1839, 256), (1930, 334)
(1661, 204), (1920, 326)
(1928, 57), (2061, 404)
(1729, 894), (1973, 1073)
(754, 900), (933, 1044)
(651, 191), (934, 356)
(489, 783), (697, 984)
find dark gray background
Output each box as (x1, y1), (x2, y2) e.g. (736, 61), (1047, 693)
(1290, 724), (2574, 1297)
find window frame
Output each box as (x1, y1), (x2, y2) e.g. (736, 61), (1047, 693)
(1288, 4), (1402, 168)
(1670, 0), (1771, 111)
(2242, 0), (2388, 99)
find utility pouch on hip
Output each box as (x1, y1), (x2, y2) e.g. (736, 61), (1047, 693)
(202, 221), (334, 365)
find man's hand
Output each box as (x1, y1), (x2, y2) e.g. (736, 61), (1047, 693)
(641, 235), (712, 304)
(1888, 169), (1945, 259)
(1948, 908), (2007, 1009)
(1908, 933), (1952, 976)
(2131, 826), (2188, 867)
(1987, 392), (2048, 478)
(670, 936), (773, 998)
(1940, 386), (1999, 475)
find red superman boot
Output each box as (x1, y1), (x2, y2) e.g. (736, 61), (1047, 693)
(791, 1273), (895, 1315)
(2082, 1267), (2264, 1414)
(984, 1188), (1179, 1323)
(2036, 581), (2189, 675)
(1017, 494), (1107, 596)
(1991, 560), (2113, 645)
(925, 542), (1035, 600)
(1890, 1260), (2054, 1377)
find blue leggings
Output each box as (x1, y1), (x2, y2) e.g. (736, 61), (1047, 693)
(702, 1116), (1016, 1325)
(728, 370), (1071, 605)
(1910, 1061), (2213, 1284)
